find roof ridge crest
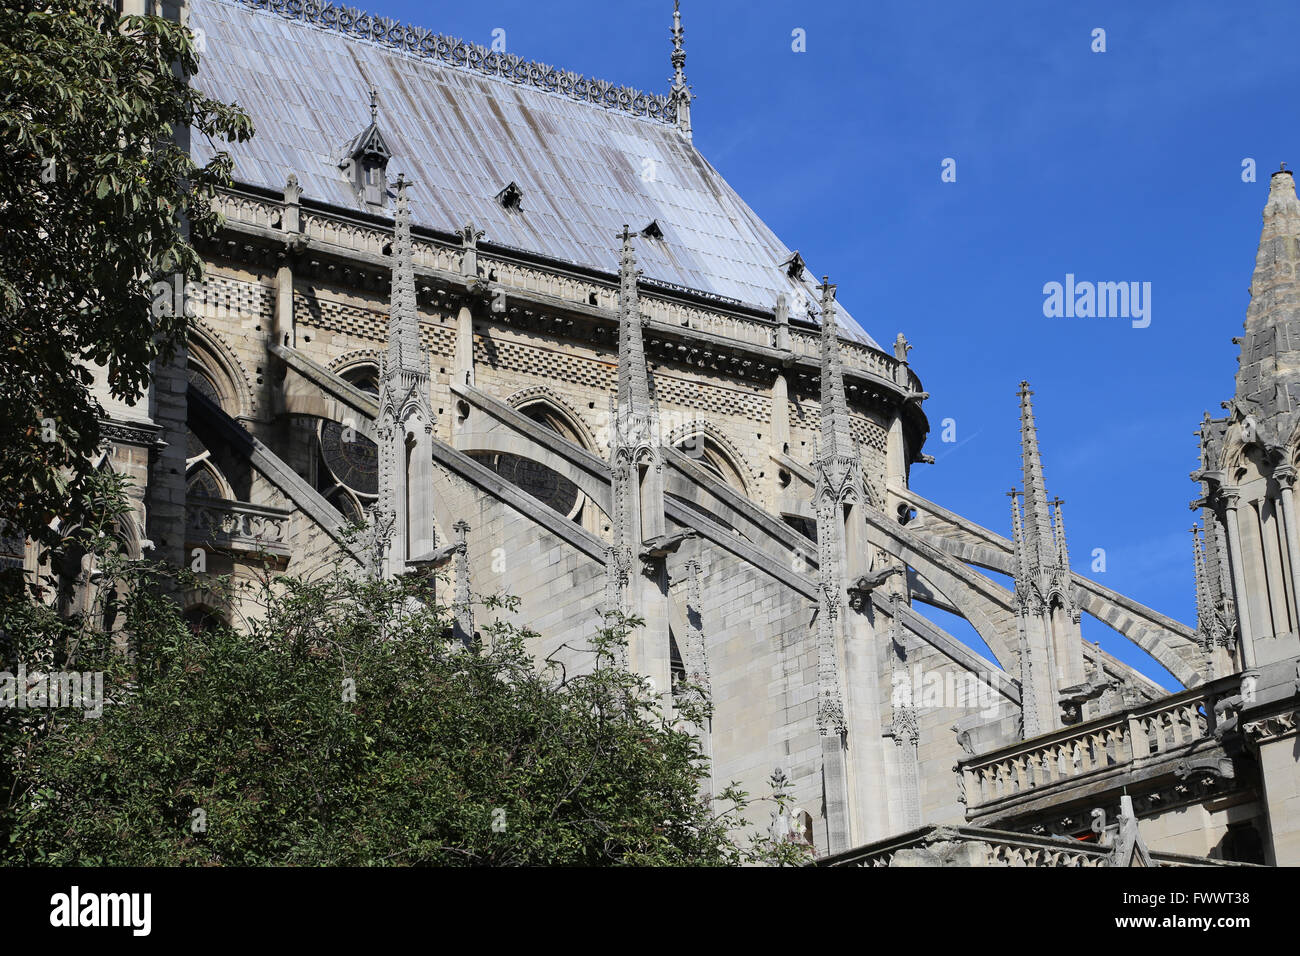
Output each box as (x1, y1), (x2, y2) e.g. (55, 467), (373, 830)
(221, 0), (675, 125)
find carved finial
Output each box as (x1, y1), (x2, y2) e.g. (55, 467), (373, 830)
(1017, 380), (1056, 574)
(369, 83), (379, 124)
(281, 173), (304, 232)
(671, 1), (687, 79)
(457, 220), (486, 279)
(818, 275), (837, 308)
(669, 1), (692, 138)
(816, 275), (851, 464)
(385, 173), (424, 382)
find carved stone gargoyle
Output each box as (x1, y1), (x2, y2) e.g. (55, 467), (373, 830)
(846, 564), (905, 611)
(1173, 753), (1236, 786)
(407, 539), (463, 573)
(638, 529), (697, 563)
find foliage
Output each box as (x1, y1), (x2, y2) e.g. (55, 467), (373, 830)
(0, 0), (252, 548)
(0, 534), (806, 866)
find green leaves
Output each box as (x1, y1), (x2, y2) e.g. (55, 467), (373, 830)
(0, 0), (252, 548)
(0, 557), (783, 866)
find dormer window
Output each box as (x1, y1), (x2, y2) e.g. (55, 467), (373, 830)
(340, 125), (392, 208)
(781, 250), (807, 281)
(340, 86), (393, 209)
(496, 181), (523, 212)
(640, 219), (665, 240)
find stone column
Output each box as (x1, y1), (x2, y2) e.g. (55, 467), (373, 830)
(842, 511), (892, 843)
(274, 175), (302, 349)
(454, 221), (484, 390)
(451, 519), (474, 645)
(1220, 488), (1257, 670)
(144, 0), (192, 579)
(772, 294), (792, 444)
(770, 295), (793, 508)
(454, 303), (475, 388)
(407, 421), (436, 562)
(1274, 466), (1300, 624)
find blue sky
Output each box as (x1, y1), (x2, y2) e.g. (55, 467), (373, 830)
(361, 0), (1300, 687)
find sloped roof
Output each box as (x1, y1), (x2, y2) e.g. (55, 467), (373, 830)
(188, 0), (877, 346)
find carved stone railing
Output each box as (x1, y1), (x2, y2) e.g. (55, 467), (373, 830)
(185, 497), (293, 558)
(643, 295), (776, 348)
(213, 191), (282, 231)
(476, 252), (613, 310)
(817, 824), (1244, 868)
(957, 678), (1238, 822)
(300, 212), (389, 259)
(413, 236), (466, 275)
(788, 329), (921, 391)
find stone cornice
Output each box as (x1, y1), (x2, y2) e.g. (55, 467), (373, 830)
(203, 187), (931, 445)
(1242, 707), (1299, 743)
(99, 419), (164, 448)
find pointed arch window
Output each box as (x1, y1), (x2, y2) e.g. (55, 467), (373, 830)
(470, 398), (587, 522)
(675, 433), (748, 495)
(187, 462), (227, 501)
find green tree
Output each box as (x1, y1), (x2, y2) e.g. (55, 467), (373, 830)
(0, 0), (251, 549)
(0, 535), (803, 866)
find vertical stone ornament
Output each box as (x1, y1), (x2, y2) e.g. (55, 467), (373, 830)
(1192, 524), (1229, 671)
(1009, 382), (1085, 734)
(274, 173), (303, 349)
(374, 175), (436, 578)
(813, 276), (855, 738)
(812, 276), (856, 854)
(681, 557), (711, 703)
(669, 1), (692, 139)
(451, 519), (474, 645)
(607, 225), (662, 605)
(1190, 168), (1300, 675)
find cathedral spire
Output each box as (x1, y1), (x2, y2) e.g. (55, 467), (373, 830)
(1192, 524), (1214, 647)
(616, 225), (651, 417)
(818, 277), (854, 463)
(669, 1), (692, 139)
(1017, 381), (1056, 573)
(1051, 496), (1071, 570)
(374, 174), (435, 579)
(387, 175), (423, 379)
(1234, 165), (1300, 422)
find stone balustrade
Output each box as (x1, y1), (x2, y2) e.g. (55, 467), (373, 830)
(185, 497), (293, 558)
(957, 678), (1237, 819)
